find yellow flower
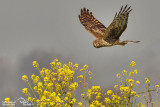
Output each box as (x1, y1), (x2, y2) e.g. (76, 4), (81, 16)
(57, 92), (61, 97)
(69, 83), (76, 91)
(28, 97), (32, 101)
(32, 61), (38, 68)
(50, 101), (55, 106)
(130, 61), (136, 67)
(64, 97), (68, 101)
(44, 77), (49, 82)
(4, 98), (10, 102)
(66, 92), (71, 98)
(118, 96), (121, 100)
(81, 93), (85, 98)
(50, 61), (55, 66)
(71, 98), (76, 103)
(55, 96), (62, 103)
(22, 88), (28, 94)
(120, 86), (129, 92)
(36, 99), (40, 104)
(33, 76), (39, 84)
(40, 95), (46, 102)
(45, 69), (51, 75)
(37, 82), (43, 88)
(122, 70), (127, 75)
(119, 80), (122, 83)
(83, 64), (88, 69)
(40, 69), (45, 77)
(129, 71), (134, 77)
(55, 103), (61, 106)
(54, 58), (58, 62)
(79, 75), (83, 78)
(56, 62), (61, 67)
(131, 90), (136, 95)
(87, 89), (92, 99)
(34, 86), (37, 91)
(44, 90), (50, 96)
(63, 64), (69, 70)
(78, 102), (82, 106)
(88, 71), (92, 75)
(22, 75), (28, 82)
(80, 69), (83, 72)
(74, 82), (78, 87)
(51, 72), (57, 76)
(55, 83), (61, 92)
(32, 98), (36, 101)
(107, 90), (113, 95)
(130, 83), (133, 87)
(104, 97), (111, 103)
(68, 62), (73, 67)
(97, 92), (101, 96)
(134, 69), (138, 74)
(47, 83), (53, 89)
(145, 78), (150, 84)
(77, 75), (83, 79)
(136, 94), (140, 97)
(73, 64), (79, 70)
(136, 81), (140, 86)
(88, 89), (92, 94)
(137, 103), (142, 106)
(111, 94), (118, 101)
(155, 85), (159, 88)
(50, 92), (56, 100)
(116, 73), (121, 78)
(91, 86), (101, 91)
(96, 95), (101, 100)
(31, 74), (36, 79)
(128, 78), (134, 84)
(114, 85), (118, 89)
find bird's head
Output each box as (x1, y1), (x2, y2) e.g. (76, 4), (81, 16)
(93, 40), (101, 48)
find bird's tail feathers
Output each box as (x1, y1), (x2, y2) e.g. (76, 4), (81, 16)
(120, 40), (140, 46)
(124, 40), (140, 43)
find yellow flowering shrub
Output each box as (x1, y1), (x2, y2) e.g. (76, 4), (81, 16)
(21, 59), (92, 107)
(5, 59), (160, 107)
(86, 61), (160, 107)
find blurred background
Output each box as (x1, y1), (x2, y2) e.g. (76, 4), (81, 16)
(0, 0), (160, 105)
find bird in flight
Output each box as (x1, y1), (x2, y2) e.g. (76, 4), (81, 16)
(79, 5), (140, 48)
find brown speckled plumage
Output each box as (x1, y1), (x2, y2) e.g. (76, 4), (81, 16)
(79, 5), (140, 48)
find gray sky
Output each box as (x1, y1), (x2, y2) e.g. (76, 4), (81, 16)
(0, 0), (160, 103)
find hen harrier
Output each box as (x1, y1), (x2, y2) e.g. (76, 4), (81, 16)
(79, 5), (140, 48)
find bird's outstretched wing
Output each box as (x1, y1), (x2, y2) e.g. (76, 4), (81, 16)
(79, 8), (107, 39)
(103, 5), (132, 43)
